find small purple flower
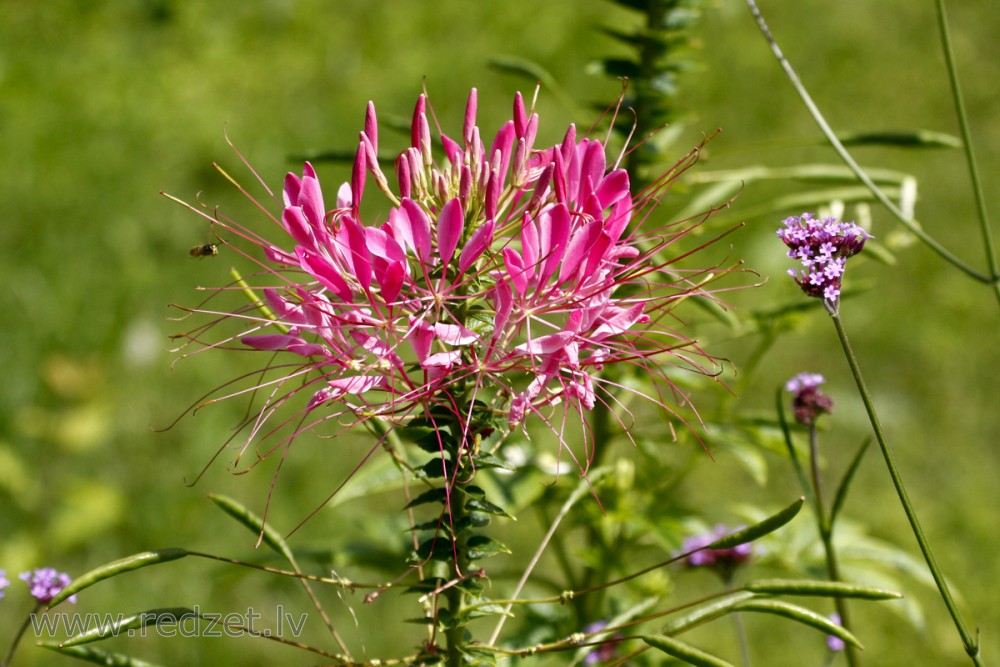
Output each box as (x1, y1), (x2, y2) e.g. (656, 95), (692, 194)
(777, 212), (870, 307)
(20, 568), (76, 604)
(680, 525), (752, 574)
(0, 570), (9, 599)
(786, 372), (834, 425)
(582, 620), (621, 665)
(827, 613), (846, 652)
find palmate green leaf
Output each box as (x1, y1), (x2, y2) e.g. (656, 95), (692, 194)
(48, 549), (188, 607)
(412, 536), (454, 564)
(405, 487), (450, 509)
(459, 645), (498, 666)
(746, 578), (901, 600)
(466, 535), (511, 560)
(40, 644), (167, 667)
(731, 599), (862, 648)
(465, 496), (513, 519)
(470, 452), (514, 471)
(45, 608), (196, 647)
(642, 634), (735, 667)
(594, 57), (640, 79)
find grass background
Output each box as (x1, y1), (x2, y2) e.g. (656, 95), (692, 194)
(1, 1), (997, 665)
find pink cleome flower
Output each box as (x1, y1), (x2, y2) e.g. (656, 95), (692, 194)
(170, 89), (728, 474)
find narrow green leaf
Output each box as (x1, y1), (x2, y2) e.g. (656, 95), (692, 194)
(836, 129), (962, 149)
(48, 549), (188, 607)
(731, 599), (862, 648)
(830, 438), (871, 527)
(747, 578), (901, 600)
(54, 608), (195, 647)
(209, 493), (292, 560)
(706, 497), (804, 550)
(487, 56), (558, 90)
(776, 387), (817, 513)
(40, 644), (167, 667)
(661, 591), (756, 635)
(642, 635), (736, 667)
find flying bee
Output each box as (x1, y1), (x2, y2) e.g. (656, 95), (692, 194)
(189, 243), (220, 258)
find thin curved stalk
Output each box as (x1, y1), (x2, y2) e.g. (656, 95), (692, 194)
(744, 0), (992, 285)
(934, 0), (1000, 306)
(829, 308), (983, 666)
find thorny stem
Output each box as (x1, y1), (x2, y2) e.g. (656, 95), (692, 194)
(808, 423), (859, 667)
(445, 480), (470, 667)
(744, 0), (993, 286)
(829, 307), (983, 666)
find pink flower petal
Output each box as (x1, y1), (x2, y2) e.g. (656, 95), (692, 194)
(436, 197), (464, 268)
(514, 331), (574, 356)
(364, 100), (378, 153)
(463, 88), (478, 147)
(595, 168), (630, 210)
(423, 350), (461, 368)
(558, 220), (602, 284)
(282, 206), (316, 249)
(459, 220), (494, 273)
(351, 142), (366, 211)
(502, 247), (528, 296)
(400, 198), (433, 263)
(591, 302), (649, 340)
(328, 375), (384, 398)
(296, 247), (352, 302)
(537, 203), (570, 284)
(521, 213), (539, 273)
(242, 334), (301, 351)
(406, 317), (434, 363)
(434, 322), (477, 346)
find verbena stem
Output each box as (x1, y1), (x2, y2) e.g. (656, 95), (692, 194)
(744, 0), (993, 286)
(807, 423), (859, 667)
(829, 306), (983, 666)
(933, 0), (1000, 308)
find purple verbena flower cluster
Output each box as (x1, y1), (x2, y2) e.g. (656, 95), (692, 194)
(827, 613), (846, 652)
(19, 567), (76, 604)
(681, 525), (753, 571)
(777, 212), (870, 305)
(786, 372), (834, 425)
(0, 569), (8, 599)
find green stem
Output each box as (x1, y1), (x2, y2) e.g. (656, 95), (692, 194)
(724, 575), (752, 667)
(3, 604), (42, 667)
(808, 424), (859, 667)
(443, 426), (472, 667)
(829, 307), (983, 665)
(934, 0), (1000, 308)
(744, 0), (992, 285)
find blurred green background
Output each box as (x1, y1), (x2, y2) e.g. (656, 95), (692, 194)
(1, 1), (997, 665)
